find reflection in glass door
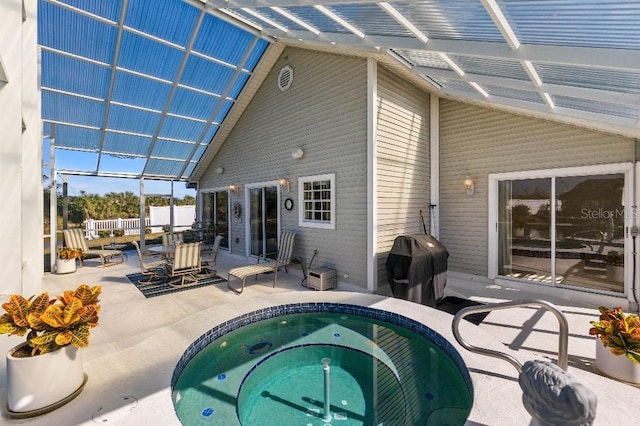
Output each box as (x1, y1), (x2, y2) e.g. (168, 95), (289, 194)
(202, 191), (229, 248)
(556, 175), (624, 292)
(497, 173), (625, 293)
(249, 186), (278, 259)
(498, 178), (552, 282)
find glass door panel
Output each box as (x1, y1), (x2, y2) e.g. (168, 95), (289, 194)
(265, 187), (278, 259)
(250, 188), (264, 257)
(249, 186), (279, 259)
(498, 178), (552, 282)
(555, 174), (624, 293)
(215, 191), (229, 249)
(201, 191), (229, 249)
(202, 193), (214, 229)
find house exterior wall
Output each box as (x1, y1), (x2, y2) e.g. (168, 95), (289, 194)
(438, 99), (634, 277)
(375, 66), (430, 288)
(200, 47), (369, 288)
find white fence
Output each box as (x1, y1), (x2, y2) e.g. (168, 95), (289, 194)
(148, 205), (195, 233)
(84, 205), (196, 239)
(84, 218), (151, 239)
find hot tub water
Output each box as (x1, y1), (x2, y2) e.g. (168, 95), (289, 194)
(172, 304), (473, 425)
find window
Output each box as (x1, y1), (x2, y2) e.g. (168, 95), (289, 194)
(298, 174), (335, 229)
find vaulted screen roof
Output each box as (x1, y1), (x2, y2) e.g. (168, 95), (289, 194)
(39, 0), (269, 180)
(40, 0), (640, 181)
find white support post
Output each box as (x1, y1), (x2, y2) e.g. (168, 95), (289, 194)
(366, 57), (378, 292)
(50, 135), (57, 273)
(170, 181), (175, 238)
(430, 96), (440, 239)
(139, 178), (146, 251)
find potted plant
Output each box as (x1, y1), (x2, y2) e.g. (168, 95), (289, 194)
(56, 247), (84, 274)
(589, 306), (640, 384)
(605, 250), (624, 282)
(0, 284), (101, 416)
(511, 204), (531, 238)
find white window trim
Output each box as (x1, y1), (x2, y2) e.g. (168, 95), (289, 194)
(298, 173), (336, 230)
(488, 162), (633, 299)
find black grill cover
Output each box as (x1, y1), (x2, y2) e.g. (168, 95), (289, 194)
(385, 235), (449, 307)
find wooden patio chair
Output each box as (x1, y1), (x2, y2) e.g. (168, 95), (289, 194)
(62, 228), (124, 267)
(228, 231), (296, 294)
(166, 242), (202, 288)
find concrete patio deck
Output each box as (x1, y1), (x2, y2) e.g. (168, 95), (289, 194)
(0, 249), (638, 425)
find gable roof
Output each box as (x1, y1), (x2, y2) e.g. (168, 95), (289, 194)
(40, 0), (640, 182)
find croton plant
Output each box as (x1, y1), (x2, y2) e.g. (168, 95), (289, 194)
(57, 247), (84, 260)
(0, 284), (101, 356)
(589, 306), (640, 364)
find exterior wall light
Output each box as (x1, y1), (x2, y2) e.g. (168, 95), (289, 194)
(279, 178), (290, 194)
(229, 184), (240, 196)
(464, 176), (475, 196)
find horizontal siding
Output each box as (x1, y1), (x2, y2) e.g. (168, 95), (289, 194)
(375, 66), (430, 288)
(439, 99), (634, 277)
(200, 47), (369, 288)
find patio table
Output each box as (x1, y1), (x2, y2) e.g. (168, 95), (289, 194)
(147, 245), (175, 256)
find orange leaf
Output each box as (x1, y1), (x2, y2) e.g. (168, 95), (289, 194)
(40, 305), (65, 328)
(55, 330), (72, 346)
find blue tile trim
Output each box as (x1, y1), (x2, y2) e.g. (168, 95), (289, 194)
(171, 303), (474, 396)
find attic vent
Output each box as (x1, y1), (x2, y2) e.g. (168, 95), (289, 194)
(278, 65), (293, 91)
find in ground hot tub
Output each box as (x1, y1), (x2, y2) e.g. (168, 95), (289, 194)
(171, 303), (473, 425)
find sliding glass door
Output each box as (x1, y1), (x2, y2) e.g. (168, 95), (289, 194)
(494, 167), (628, 294)
(202, 190), (229, 249)
(248, 185), (278, 259)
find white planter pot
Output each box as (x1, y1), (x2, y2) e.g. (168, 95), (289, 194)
(55, 258), (77, 274)
(595, 339), (640, 384)
(606, 265), (624, 282)
(6, 343), (87, 417)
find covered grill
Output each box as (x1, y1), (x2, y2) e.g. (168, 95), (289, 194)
(385, 235), (449, 307)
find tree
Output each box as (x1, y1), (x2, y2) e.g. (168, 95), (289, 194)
(47, 190), (195, 225)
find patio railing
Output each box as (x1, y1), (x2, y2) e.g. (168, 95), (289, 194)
(452, 299), (569, 373)
(84, 218), (151, 239)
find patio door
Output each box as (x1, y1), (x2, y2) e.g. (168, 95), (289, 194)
(247, 184), (279, 259)
(490, 165), (631, 295)
(202, 190), (229, 249)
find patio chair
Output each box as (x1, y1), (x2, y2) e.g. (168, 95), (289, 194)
(132, 240), (165, 284)
(62, 228), (124, 267)
(162, 232), (184, 246)
(199, 235), (223, 277)
(228, 231), (296, 294)
(166, 242), (202, 288)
